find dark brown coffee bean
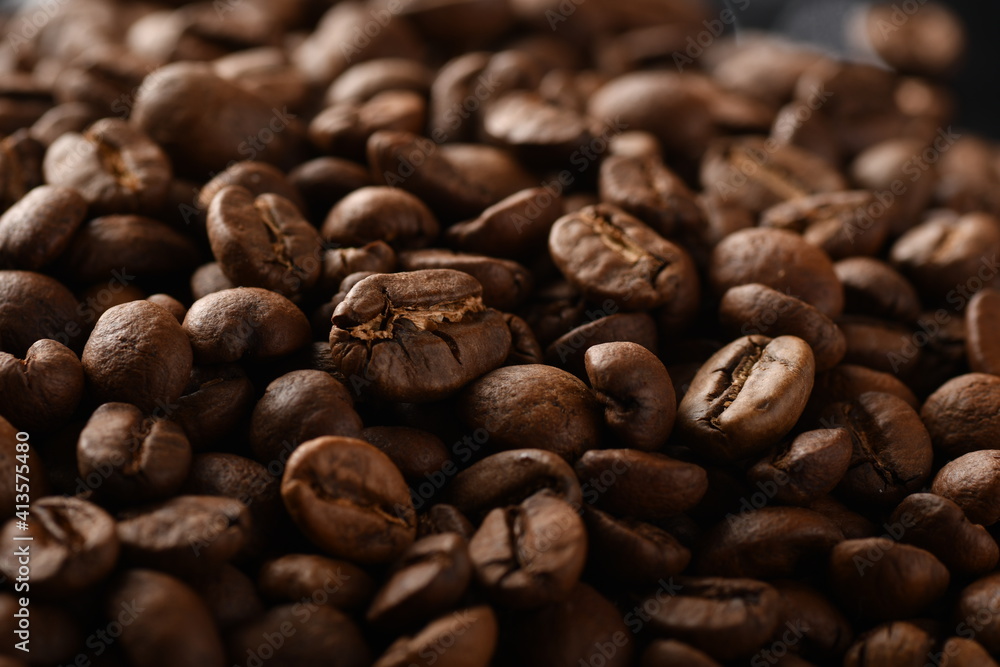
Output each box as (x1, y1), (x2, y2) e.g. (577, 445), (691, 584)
(258, 553), (375, 610)
(288, 156), (373, 223)
(173, 364), (255, 451)
(747, 428), (853, 505)
(108, 569), (226, 667)
(956, 573), (1000, 655)
(0, 270), (81, 356)
(398, 249), (532, 311)
(330, 269), (511, 402)
(444, 187), (563, 259)
(82, 300), (193, 413)
(640, 640), (720, 667)
(207, 185), (322, 298)
(966, 288), (1000, 375)
(932, 450), (1000, 526)
(0, 339), (82, 432)
(132, 62), (304, 177)
(194, 563), (263, 631)
(282, 436), (416, 563)
(78, 402), (191, 502)
(503, 312), (544, 365)
(844, 621), (934, 667)
(250, 370), (363, 464)
(599, 154), (704, 238)
(30, 101), (101, 146)
(0, 418), (47, 522)
(0, 185), (86, 270)
(575, 449), (706, 520)
(549, 204), (700, 316)
(710, 227), (844, 319)
(862, 2), (965, 76)
(184, 287), (311, 364)
(447, 449), (582, 521)
(838, 316), (919, 376)
(583, 505), (691, 583)
(43, 118), (171, 215)
(0, 496), (117, 594)
(229, 604), (370, 667)
(482, 91), (593, 164)
(773, 581), (853, 659)
(459, 364), (600, 461)
(117, 495), (251, 573)
(310, 90), (426, 161)
(373, 606), (497, 667)
(147, 293), (186, 323)
(922, 374), (1000, 460)
(760, 190), (889, 260)
(890, 493), (999, 576)
(643, 576), (781, 661)
(806, 495), (879, 540)
(677, 335), (815, 463)
(719, 283), (846, 371)
(834, 257), (922, 322)
(324, 58), (432, 104)
(367, 533), (472, 629)
(418, 504), (475, 541)
(197, 160), (305, 216)
(322, 186), (439, 249)
(469, 491), (586, 608)
(545, 311), (658, 379)
(0, 594), (78, 666)
(214, 47), (311, 112)
(361, 426), (450, 484)
(810, 364), (919, 414)
(937, 638), (999, 667)
(696, 507), (843, 578)
(829, 538), (949, 621)
(824, 392), (933, 508)
(190, 261), (236, 300)
(850, 139), (939, 237)
(584, 342), (675, 451)
(318, 240), (396, 294)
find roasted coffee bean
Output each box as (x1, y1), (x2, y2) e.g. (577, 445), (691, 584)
(82, 300), (193, 413)
(207, 185), (322, 298)
(773, 580), (853, 659)
(719, 283), (846, 371)
(398, 249), (533, 311)
(0, 418), (46, 521)
(30, 101), (101, 146)
(361, 426), (450, 484)
(548, 204), (700, 317)
(862, 2), (965, 76)
(418, 504), (475, 540)
(0, 594), (78, 665)
(447, 449), (582, 521)
(198, 160), (305, 219)
(214, 47), (311, 111)
(173, 364), (255, 451)
(760, 190), (889, 260)
(373, 606), (497, 667)
(367, 533), (472, 629)
(583, 505), (691, 583)
(258, 553), (374, 610)
(806, 495), (879, 540)
(598, 154), (704, 238)
(584, 342), (676, 451)
(194, 563), (263, 631)
(810, 364), (920, 413)
(117, 495), (251, 573)
(0, 496), (117, 594)
(966, 289), (1000, 375)
(545, 312), (658, 378)
(643, 577), (781, 661)
(281, 436), (416, 563)
(78, 402), (191, 502)
(318, 240), (396, 294)
(444, 187), (563, 258)
(710, 228), (844, 319)
(459, 364), (601, 461)
(850, 139), (940, 237)
(823, 391), (933, 507)
(288, 156), (373, 223)
(937, 638), (999, 667)
(696, 507), (843, 578)
(0, 270), (81, 355)
(575, 449), (706, 520)
(932, 450), (1000, 526)
(0, 338), (82, 431)
(747, 428), (853, 505)
(834, 257), (922, 323)
(922, 373), (1000, 460)
(0, 185), (86, 270)
(890, 493), (999, 576)
(677, 335), (815, 463)
(229, 604), (370, 667)
(838, 316), (919, 376)
(310, 90), (426, 161)
(330, 269), (510, 402)
(640, 640), (721, 667)
(108, 569), (226, 667)
(956, 573), (1000, 654)
(325, 58), (432, 104)
(482, 91), (594, 165)
(147, 293), (186, 323)
(843, 621), (935, 667)
(184, 287), (311, 363)
(322, 186), (439, 249)
(250, 370), (363, 463)
(503, 312), (544, 365)
(469, 491), (586, 608)
(190, 261), (236, 300)
(829, 538), (949, 620)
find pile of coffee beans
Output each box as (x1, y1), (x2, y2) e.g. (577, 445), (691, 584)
(0, 0), (996, 665)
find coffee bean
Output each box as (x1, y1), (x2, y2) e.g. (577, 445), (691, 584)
(719, 283), (846, 371)
(599, 154), (704, 238)
(373, 606), (497, 667)
(862, 2), (964, 76)
(288, 156), (373, 223)
(0, 270), (81, 355)
(549, 204), (700, 317)
(83, 300), (193, 413)
(890, 493), (999, 576)
(78, 402), (191, 502)
(834, 257), (922, 323)
(361, 426), (451, 484)
(281, 436), (416, 563)
(469, 491), (586, 608)
(937, 638), (998, 667)
(447, 449), (582, 521)
(503, 312), (544, 365)
(459, 364), (601, 461)
(482, 91), (594, 164)
(545, 312), (658, 379)
(829, 538), (949, 620)
(0, 418), (46, 522)
(398, 249), (532, 311)
(229, 604), (370, 667)
(184, 287), (311, 363)
(147, 293), (186, 323)
(258, 553), (375, 610)
(418, 504), (476, 540)
(0, 185), (86, 271)
(444, 187), (563, 259)
(0, 594), (78, 665)
(760, 190), (889, 260)
(747, 428), (853, 505)
(922, 373), (1000, 460)
(806, 495), (878, 540)
(677, 335), (815, 463)
(843, 622), (934, 667)
(640, 640), (720, 667)
(773, 581), (853, 659)
(194, 563), (263, 631)
(0, 339), (83, 432)
(108, 569), (226, 667)
(932, 450), (1000, 526)
(318, 240), (396, 294)
(838, 316), (919, 376)
(850, 139), (939, 237)
(311, 90), (426, 161)
(330, 269), (511, 402)
(173, 364), (255, 451)
(198, 160), (306, 216)
(966, 288), (1000, 375)
(583, 505), (691, 583)
(809, 364), (919, 415)
(956, 573), (1000, 654)
(323, 186), (439, 249)
(0, 496), (117, 594)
